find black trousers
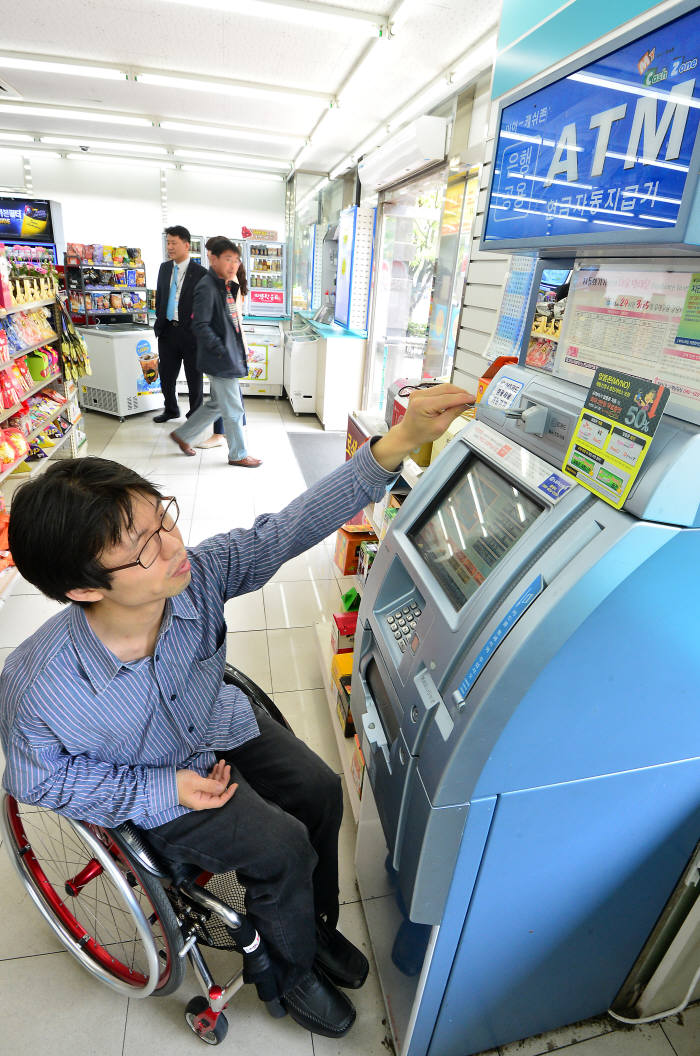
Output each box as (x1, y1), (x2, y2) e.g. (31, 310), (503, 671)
(146, 709), (343, 994)
(157, 324), (203, 418)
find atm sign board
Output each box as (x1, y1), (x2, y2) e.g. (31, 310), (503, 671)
(482, 4), (700, 248)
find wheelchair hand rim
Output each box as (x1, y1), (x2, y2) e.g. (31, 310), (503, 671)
(1, 794), (162, 997)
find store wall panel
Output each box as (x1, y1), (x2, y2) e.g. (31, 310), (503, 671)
(463, 283), (503, 311)
(0, 154), (25, 192)
(18, 158), (285, 283)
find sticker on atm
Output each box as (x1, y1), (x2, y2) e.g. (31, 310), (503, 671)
(562, 368), (668, 510)
(487, 376), (523, 411)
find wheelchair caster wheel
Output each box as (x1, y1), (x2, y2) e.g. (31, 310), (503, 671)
(185, 996), (229, 1045)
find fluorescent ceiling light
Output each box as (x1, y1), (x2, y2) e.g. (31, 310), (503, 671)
(0, 148), (61, 159)
(66, 152), (175, 169)
(42, 137), (169, 155)
(160, 120), (304, 145)
(0, 103), (152, 127)
(153, 0), (385, 36)
(180, 164), (283, 181)
(137, 71), (330, 104)
(0, 131), (33, 142)
(174, 149), (289, 170)
(0, 54), (125, 80)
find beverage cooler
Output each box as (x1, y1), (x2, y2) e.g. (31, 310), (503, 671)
(245, 240), (287, 318)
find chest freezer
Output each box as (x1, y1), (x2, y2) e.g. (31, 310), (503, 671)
(78, 324), (162, 419)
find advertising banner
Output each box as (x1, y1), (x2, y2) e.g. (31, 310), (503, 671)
(483, 5), (700, 245)
(562, 368), (669, 508)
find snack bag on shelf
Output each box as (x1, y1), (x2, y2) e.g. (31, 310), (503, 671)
(0, 324), (9, 364)
(42, 387), (66, 404)
(0, 373), (18, 409)
(14, 359), (34, 390)
(4, 428), (29, 460)
(0, 431), (18, 464)
(25, 441), (47, 461)
(25, 351), (51, 383)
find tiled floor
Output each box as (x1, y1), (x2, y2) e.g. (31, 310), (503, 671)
(0, 399), (697, 1056)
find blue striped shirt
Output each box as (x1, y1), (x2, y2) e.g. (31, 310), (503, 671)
(0, 440), (396, 829)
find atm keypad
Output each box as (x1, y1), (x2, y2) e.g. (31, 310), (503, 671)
(385, 598), (423, 654)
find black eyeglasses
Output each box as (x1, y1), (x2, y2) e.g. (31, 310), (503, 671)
(397, 381), (442, 398)
(103, 497), (180, 573)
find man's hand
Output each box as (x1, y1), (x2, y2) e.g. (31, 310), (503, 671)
(176, 759), (238, 811)
(371, 384), (475, 472)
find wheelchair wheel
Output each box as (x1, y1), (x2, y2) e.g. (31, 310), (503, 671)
(185, 996), (229, 1045)
(1, 794), (185, 998)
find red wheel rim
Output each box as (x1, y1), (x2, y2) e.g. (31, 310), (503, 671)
(6, 798), (171, 988)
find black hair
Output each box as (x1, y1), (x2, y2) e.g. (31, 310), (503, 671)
(8, 458), (162, 604)
(206, 236), (248, 294)
(165, 225), (191, 244)
(207, 235), (238, 257)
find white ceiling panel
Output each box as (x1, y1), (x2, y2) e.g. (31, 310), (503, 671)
(0, 0), (501, 176)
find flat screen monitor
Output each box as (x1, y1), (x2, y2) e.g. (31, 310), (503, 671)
(408, 458), (543, 611)
(0, 197), (54, 244)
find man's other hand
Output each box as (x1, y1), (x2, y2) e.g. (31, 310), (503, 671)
(176, 758), (238, 810)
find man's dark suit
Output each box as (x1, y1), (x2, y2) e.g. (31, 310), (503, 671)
(154, 258), (208, 418)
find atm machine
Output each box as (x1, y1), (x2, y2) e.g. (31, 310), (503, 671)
(352, 4), (700, 1054)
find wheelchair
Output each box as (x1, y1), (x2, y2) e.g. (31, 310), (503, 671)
(0, 664), (292, 1046)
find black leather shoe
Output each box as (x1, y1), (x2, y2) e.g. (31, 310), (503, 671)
(314, 919), (369, 989)
(153, 411), (180, 423)
(282, 967), (356, 1038)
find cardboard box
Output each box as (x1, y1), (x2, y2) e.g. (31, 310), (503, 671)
(475, 355), (518, 404)
(331, 611), (357, 654)
(334, 525), (377, 575)
(357, 540), (378, 582)
(350, 734), (365, 800)
(331, 650), (354, 692)
(336, 675), (355, 737)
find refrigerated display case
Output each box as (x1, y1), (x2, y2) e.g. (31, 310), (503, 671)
(245, 240), (287, 317)
(239, 319), (283, 397)
(364, 167), (447, 414)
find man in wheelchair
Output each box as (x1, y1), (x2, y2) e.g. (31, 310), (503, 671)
(0, 384), (473, 1039)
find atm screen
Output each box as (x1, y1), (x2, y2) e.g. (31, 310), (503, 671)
(408, 458), (543, 610)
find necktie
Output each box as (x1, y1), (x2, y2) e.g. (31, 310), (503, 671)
(166, 263), (179, 320)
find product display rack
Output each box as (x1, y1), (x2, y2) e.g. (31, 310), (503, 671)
(314, 618), (362, 825)
(64, 254), (148, 327)
(0, 296), (83, 605)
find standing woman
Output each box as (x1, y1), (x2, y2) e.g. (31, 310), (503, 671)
(196, 237), (249, 449)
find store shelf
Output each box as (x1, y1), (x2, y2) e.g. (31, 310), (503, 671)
(0, 371), (63, 428)
(314, 619), (361, 825)
(0, 333), (59, 368)
(83, 286), (147, 293)
(6, 425), (74, 481)
(0, 296), (57, 319)
(67, 262), (141, 270)
(80, 309), (147, 316)
(25, 402), (68, 444)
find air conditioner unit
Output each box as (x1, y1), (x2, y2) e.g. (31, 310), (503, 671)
(358, 116), (448, 192)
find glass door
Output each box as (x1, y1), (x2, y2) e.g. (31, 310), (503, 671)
(363, 166), (447, 415)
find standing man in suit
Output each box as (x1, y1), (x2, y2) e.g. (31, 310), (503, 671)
(153, 226), (208, 423)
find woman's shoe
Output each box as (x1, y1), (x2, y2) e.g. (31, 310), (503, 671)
(196, 435), (226, 449)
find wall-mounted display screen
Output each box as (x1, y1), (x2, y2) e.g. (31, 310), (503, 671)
(482, 5), (700, 247)
(0, 197), (54, 243)
(408, 458), (543, 611)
